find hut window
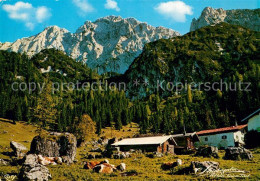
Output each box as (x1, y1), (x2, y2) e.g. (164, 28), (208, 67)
(222, 135), (227, 139)
(205, 137), (208, 141)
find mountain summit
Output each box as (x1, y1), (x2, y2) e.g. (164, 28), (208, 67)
(0, 16), (180, 74)
(190, 7), (260, 32)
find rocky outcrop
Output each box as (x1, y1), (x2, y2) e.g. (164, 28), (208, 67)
(0, 16), (179, 73)
(19, 154), (51, 181)
(30, 132), (77, 164)
(189, 161), (219, 174)
(10, 141), (27, 157)
(224, 147), (253, 160)
(190, 7), (260, 31)
(196, 146), (219, 158)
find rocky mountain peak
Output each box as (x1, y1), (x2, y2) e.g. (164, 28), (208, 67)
(0, 16), (179, 73)
(190, 7), (260, 32)
(43, 25), (69, 33)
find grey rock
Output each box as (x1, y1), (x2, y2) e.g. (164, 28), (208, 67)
(19, 164), (51, 181)
(23, 154), (39, 167)
(176, 159), (182, 166)
(225, 147), (253, 160)
(20, 154), (51, 180)
(10, 141), (27, 157)
(196, 146), (219, 158)
(30, 132), (77, 164)
(190, 7), (260, 32)
(189, 161), (219, 174)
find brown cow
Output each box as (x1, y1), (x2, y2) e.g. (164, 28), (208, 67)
(93, 163), (116, 174)
(83, 161), (101, 169)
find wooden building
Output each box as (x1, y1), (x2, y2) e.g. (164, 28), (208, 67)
(172, 132), (200, 154)
(111, 135), (177, 154)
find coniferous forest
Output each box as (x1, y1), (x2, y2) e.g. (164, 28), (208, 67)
(0, 23), (259, 137)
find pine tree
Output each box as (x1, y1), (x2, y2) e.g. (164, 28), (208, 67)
(115, 111), (122, 130)
(31, 82), (57, 130)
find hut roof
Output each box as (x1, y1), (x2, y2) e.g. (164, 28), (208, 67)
(112, 135), (176, 146)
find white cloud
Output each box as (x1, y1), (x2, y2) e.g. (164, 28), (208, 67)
(72, 0), (94, 15)
(155, 1), (193, 22)
(36, 6), (51, 23)
(105, 0), (120, 11)
(2, 1), (51, 30)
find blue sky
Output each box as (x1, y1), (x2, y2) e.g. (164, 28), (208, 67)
(0, 0), (259, 42)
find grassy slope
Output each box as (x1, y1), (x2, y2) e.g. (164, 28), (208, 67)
(0, 119), (259, 180)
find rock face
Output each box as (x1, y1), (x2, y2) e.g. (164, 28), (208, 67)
(0, 16), (179, 74)
(225, 147), (253, 160)
(10, 141), (27, 157)
(190, 7), (260, 32)
(19, 154), (51, 181)
(189, 161), (219, 174)
(196, 146), (219, 158)
(30, 132), (77, 164)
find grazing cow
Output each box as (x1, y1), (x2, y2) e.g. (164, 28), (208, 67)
(84, 161), (101, 169)
(161, 159), (183, 170)
(38, 155), (57, 165)
(93, 163), (116, 174)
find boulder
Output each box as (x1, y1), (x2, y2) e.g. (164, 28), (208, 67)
(176, 159), (182, 166)
(20, 154), (51, 181)
(225, 147), (253, 160)
(10, 141), (27, 157)
(19, 164), (51, 181)
(189, 161), (219, 174)
(24, 154), (39, 167)
(117, 163), (126, 171)
(196, 146), (219, 158)
(30, 132), (77, 164)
